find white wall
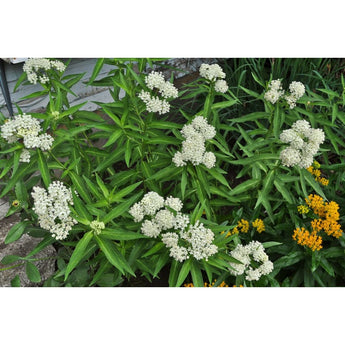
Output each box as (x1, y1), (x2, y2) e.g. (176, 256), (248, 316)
(0, 58), (115, 116)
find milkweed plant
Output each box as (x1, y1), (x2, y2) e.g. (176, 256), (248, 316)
(0, 58), (344, 287)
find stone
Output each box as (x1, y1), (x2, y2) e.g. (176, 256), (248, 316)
(0, 212), (57, 287)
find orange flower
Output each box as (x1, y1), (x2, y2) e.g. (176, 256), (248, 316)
(252, 218), (265, 233)
(292, 227), (322, 251)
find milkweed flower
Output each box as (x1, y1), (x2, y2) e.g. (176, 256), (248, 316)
(264, 79), (305, 108)
(130, 192), (218, 262)
(279, 120), (324, 168)
(23, 58), (66, 84)
(19, 149), (31, 163)
(229, 241), (273, 281)
(90, 220), (105, 235)
(199, 63), (226, 81)
(199, 63), (228, 93)
(0, 114), (54, 162)
(31, 181), (77, 240)
(214, 79), (229, 93)
(138, 90), (171, 115)
(264, 79), (285, 104)
(285, 81), (305, 108)
(173, 116), (217, 169)
(139, 71), (178, 115)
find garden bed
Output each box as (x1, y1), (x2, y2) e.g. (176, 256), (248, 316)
(1, 58), (345, 287)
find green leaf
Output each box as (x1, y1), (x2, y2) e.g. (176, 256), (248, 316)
(147, 165), (181, 181)
(60, 102), (87, 118)
(72, 189), (92, 222)
(262, 242), (282, 249)
(103, 129), (123, 148)
(95, 236), (135, 276)
(25, 262), (41, 283)
(320, 257), (335, 277)
(101, 228), (146, 241)
(153, 252), (170, 278)
(10, 275), (21, 287)
(87, 58), (105, 85)
(176, 258), (192, 287)
(229, 179), (260, 196)
(5, 221), (28, 244)
(1, 255), (21, 265)
(149, 121), (182, 130)
(181, 169), (187, 199)
(25, 235), (55, 258)
(273, 179), (294, 204)
(229, 112), (269, 123)
(103, 193), (142, 224)
(110, 181), (142, 202)
(142, 242), (165, 258)
(146, 136), (180, 145)
(37, 149), (51, 188)
(95, 173), (109, 199)
(64, 231), (94, 280)
(230, 154), (279, 165)
(82, 175), (103, 199)
(190, 261), (204, 287)
(168, 260), (180, 287)
(0, 159), (36, 198)
(69, 171), (92, 203)
(207, 168), (231, 188)
(301, 169), (326, 199)
(125, 139), (132, 167)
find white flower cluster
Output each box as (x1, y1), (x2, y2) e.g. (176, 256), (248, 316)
(23, 58), (66, 84)
(31, 181), (78, 240)
(264, 79), (285, 104)
(172, 116), (216, 169)
(0, 114), (54, 162)
(229, 241), (274, 281)
(199, 63), (228, 93)
(280, 120), (325, 168)
(129, 192), (218, 262)
(285, 81), (305, 109)
(264, 80), (305, 109)
(138, 71), (178, 115)
(90, 220), (105, 235)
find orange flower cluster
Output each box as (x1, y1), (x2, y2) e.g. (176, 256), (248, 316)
(293, 194), (342, 251)
(292, 227), (323, 251)
(223, 218), (265, 237)
(252, 218), (265, 233)
(306, 162), (329, 186)
(184, 280), (229, 287)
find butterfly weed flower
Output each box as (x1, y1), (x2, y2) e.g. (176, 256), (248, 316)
(31, 181), (78, 240)
(297, 205), (310, 214)
(294, 194), (343, 250)
(252, 218), (265, 233)
(292, 227), (322, 251)
(306, 161), (329, 186)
